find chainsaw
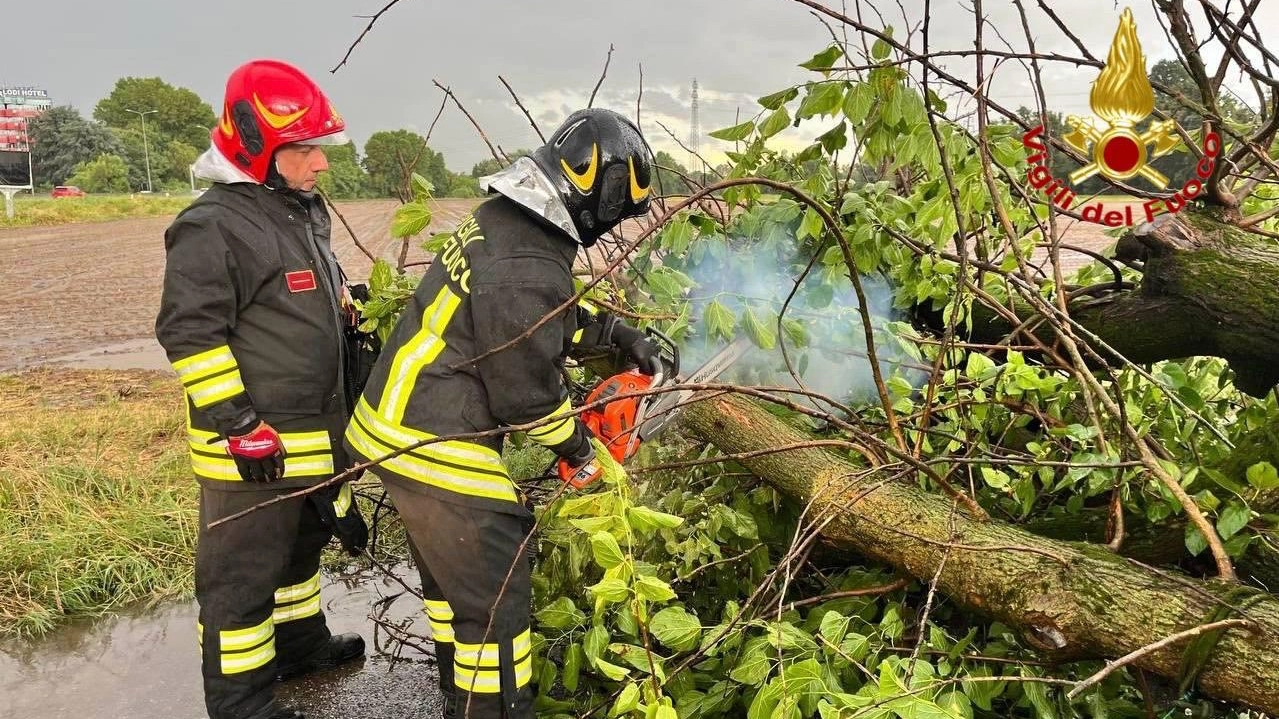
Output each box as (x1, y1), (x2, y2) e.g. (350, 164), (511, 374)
(555, 329), (752, 489)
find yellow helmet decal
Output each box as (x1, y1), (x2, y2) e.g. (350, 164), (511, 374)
(628, 156), (651, 202)
(561, 143), (599, 192)
(219, 105), (235, 139)
(253, 94), (308, 129)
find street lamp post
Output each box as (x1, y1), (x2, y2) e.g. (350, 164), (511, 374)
(125, 108), (158, 193)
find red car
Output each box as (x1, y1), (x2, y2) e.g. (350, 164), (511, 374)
(51, 185), (86, 198)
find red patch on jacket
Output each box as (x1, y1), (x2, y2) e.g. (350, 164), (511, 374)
(285, 270), (317, 293)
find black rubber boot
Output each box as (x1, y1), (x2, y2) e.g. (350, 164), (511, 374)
(267, 707), (305, 719)
(276, 633), (366, 681)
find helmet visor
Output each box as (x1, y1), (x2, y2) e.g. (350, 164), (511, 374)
(295, 129), (351, 146)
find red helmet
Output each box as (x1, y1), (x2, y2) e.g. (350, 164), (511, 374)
(212, 59), (348, 183)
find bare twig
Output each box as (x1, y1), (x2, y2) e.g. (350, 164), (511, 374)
(332, 0), (406, 74)
(319, 189), (375, 263)
(1065, 618), (1255, 699)
(498, 75), (546, 144)
(432, 79), (506, 164)
(588, 43), (615, 108)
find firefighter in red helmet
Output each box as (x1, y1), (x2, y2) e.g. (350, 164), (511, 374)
(155, 59), (369, 719)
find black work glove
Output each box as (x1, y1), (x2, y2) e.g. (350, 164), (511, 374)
(311, 482), (369, 556)
(219, 419), (286, 482)
(610, 323), (662, 376)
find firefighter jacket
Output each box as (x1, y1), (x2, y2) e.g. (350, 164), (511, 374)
(345, 196), (608, 515)
(156, 182), (351, 491)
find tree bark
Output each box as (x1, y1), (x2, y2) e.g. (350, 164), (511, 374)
(953, 211), (1279, 396)
(681, 393), (1279, 712)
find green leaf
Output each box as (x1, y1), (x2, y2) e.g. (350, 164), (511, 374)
(391, 201), (432, 239)
(797, 82), (846, 119)
(1185, 523), (1209, 556)
(758, 107), (791, 139)
(800, 44), (844, 71)
(589, 577), (631, 603)
(368, 259), (395, 293)
(653, 706), (677, 719)
(535, 597), (585, 630)
(729, 642), (772, 685)
(662, 217), (694, 255)
(741, 306), (777, 350)
(627, 506), (685, 533)
(980, 467), (1010, 489)
(1217, 501), (1251, 540)
(704, 299), (738, 342)
(609, 683), (641, 717)
(765, 621), (818, 651)
(410, 172), (434, 203)
(634, 575), (677, 602)
(650, 606), (703, 651)
(584, 624), (608, 662)
(819, 610), (850, 643)
(781, 318), (808, 348)
(798, 207), (825, 241)
(562, 643), (583, 692)
(594, 658), (631, 681)
(885, 696), (953, 719)
(709, 120), (755, 142)
(590, 531), (626, 569)
(817, 121), (848, 152)
(758, 87), (800, 110)
(843, 83), (875, 125)
(937, 691), (972, 719)
(1021, 678), (1058, 719)
(871, 36), (892, 61)
(1246, 461), (1279, 490)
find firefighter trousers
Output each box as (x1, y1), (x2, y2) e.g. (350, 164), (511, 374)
(382, 475), (535, 719)
(196, 484), (335, 719)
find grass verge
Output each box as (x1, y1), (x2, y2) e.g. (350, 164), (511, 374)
(0, 195), (194, 229)
(0, 368), (195, 638)
(0, 368), (558, 637)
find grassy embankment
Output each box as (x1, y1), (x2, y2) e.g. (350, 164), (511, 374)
(0, 369), (195, 638)
(0, 194), (194, 229)
(0, 368), (552, 639)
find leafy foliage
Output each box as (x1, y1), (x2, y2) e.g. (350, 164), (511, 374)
(353, 15), (1279, 718)
(26, 106), (125, 186)
(66, 154), (131, 194)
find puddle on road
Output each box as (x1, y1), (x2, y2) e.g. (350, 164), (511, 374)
(45, 338), (172, 371)
(0, 570), (441, 719)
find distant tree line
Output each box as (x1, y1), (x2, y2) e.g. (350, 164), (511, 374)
(23, 76), (519, 198)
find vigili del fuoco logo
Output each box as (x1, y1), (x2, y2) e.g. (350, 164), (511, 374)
(1022, 7), (1221, 226)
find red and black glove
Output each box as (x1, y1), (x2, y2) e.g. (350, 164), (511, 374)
(224, 421), (286, 482)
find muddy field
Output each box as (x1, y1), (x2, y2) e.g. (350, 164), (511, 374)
(0, 197), (1119, 372)
(0, 198), (478, 370)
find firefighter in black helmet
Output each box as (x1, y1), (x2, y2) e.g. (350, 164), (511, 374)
(346, 108), (659, 718)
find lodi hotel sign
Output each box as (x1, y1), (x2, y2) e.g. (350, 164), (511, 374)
(1022, 7), (1221, 227)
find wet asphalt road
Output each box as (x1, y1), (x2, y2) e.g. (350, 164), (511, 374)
(0, 571), (443, 719)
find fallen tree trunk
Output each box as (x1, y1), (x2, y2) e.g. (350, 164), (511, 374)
(682, 393), (1279, 712)
(930, 211), (1279, 397)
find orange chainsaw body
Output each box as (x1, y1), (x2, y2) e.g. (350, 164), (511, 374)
(581, 369), (654, 462)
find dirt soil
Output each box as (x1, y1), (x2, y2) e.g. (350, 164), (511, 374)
(0, 197), (1121, 372)
(0, 198), (478, 371)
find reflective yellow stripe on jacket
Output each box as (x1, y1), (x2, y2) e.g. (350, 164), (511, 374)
(188, 426), (335, 481)
(524, 398), (576, 448)
(344, 397), (517, 503)
(379, 284), (462, 423)
(171, 345), (246, 408)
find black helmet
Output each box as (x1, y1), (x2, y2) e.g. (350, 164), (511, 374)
(531, 108), (654, 245)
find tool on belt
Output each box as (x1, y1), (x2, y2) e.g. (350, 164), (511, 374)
(555, 331), (752, 489)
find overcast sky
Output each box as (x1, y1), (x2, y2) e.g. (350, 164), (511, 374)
(4, 0), (1275, 172)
